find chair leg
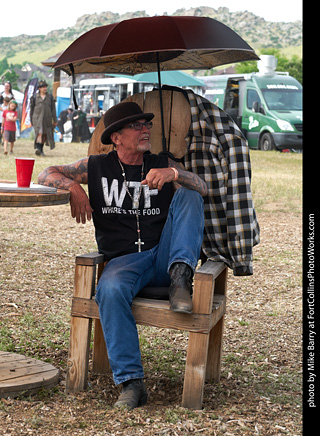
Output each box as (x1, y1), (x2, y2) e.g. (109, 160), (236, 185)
(206, 266), (227, 382)
(206, 315), (224, 382)
(182, 332), (209, 410)
(66, 317), (92, 393)
(66, 263), (96, 393)
(92, 319), (111, 374)
(93, 262), (111, 373)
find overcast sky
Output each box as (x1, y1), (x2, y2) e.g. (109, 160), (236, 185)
(1, 0), (302, 37)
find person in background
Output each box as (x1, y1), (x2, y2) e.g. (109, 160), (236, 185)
(0, 82), (14, 144)
(30, 80), (57, 156)
(71, 107), (91, 143)
(1, 100), (18, 155)
(57, 107), (73, 142)
(0, 97), (11, 145)
(0, 81), (15, 103)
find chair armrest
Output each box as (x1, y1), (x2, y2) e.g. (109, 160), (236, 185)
(193, 261), (227, 313)
(196, 260), (226, 280)
(75, 252), (105, 266)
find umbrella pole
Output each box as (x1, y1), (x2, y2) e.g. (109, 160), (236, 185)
(157, 53), (167, 153)
(70, 64), (79, 110)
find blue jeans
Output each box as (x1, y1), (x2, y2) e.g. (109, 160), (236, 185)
(95, 187), (204, 385)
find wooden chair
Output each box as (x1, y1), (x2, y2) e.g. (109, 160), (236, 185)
(65, 90), (228, 409)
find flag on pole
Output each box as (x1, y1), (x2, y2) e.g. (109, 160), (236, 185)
(20, 78), (38, 132)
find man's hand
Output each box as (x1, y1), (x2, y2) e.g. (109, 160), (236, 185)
(141, 167), (176, 190)
(37, 158), (92, 223)
(69, 183), (93, 224)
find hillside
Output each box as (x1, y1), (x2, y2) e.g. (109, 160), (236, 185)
(0, 7), (302, 67)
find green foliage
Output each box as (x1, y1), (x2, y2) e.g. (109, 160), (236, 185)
(235, 60), (259, 74)
(2, 70), (20, 89)
(284, 54), (303, 85)
(0, 56), (20, 89)
(0, 57), (9, 73)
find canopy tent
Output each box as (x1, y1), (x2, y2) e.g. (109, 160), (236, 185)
(132, 71), (205, 88)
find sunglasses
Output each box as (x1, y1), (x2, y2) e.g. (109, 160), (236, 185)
(125, 121), (153, 131)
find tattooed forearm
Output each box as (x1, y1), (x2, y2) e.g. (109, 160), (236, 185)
(57, 159), (89, 184)
(37, 158), (89, 189)
(168, 159), (208, 196)
(38, 167), (76, 189)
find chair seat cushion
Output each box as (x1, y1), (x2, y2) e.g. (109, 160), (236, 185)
(137, 286), (169, 300)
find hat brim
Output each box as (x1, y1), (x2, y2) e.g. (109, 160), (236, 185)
(101, 112), (154, 145)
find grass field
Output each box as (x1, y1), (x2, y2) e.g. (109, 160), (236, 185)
(0, 139), (302, 435)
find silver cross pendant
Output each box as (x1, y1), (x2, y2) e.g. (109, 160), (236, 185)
(135, 238), (145, 252)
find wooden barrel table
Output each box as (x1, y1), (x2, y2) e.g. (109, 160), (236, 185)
(0, 352), (60, 398)
(0, 182), (70, 397)
(0, 183), (70, 208)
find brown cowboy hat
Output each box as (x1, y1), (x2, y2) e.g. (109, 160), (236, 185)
(101, 102), (154, 145)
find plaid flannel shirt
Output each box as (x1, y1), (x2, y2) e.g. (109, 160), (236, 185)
(183, 90), (260, 276)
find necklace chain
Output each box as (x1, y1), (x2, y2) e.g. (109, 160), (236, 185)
(118, 157), (145, 252)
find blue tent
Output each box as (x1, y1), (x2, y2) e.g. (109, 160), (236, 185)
(132, 71), (205, 87)
(108, 71), (205, 87)
(56, 87), (71, 117)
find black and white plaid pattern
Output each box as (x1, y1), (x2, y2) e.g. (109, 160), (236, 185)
(183, 90), (260, 275)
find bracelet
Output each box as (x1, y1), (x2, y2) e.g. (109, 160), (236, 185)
(170, 167), (179, 181)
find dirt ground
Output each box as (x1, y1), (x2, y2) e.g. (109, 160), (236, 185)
(0, 204), (302, 435)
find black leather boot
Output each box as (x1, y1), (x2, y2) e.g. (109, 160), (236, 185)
(169, 263), (193, 314)
(114, 378), (148, 409)
(35, 143), (42, 156)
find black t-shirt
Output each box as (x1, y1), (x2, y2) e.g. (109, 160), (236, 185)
(88, 151), (174, 260)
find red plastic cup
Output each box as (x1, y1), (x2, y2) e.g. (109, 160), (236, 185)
(15, 158), (35, 188)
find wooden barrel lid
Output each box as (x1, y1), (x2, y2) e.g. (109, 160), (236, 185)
(0, 351), (60, 398)
(87, 89), (191, 158)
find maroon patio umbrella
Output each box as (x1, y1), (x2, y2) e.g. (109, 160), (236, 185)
(55, 16), (258, 75)
(54, 16), (259, 150)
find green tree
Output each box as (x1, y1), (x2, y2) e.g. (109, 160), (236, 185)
(284, 55), (302, 85)
(1, 69), (19, 89)
(0, 58), (9, 76)
(0, 57), (20, 89)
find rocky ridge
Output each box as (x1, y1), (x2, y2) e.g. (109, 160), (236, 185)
(0, 7), (302, 62)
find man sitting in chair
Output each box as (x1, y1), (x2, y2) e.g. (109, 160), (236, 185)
(38, 101), (207, 410)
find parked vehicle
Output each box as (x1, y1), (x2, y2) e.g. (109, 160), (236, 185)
(203, 56), (303, 151)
